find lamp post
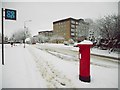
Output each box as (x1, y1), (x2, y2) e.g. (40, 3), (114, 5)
(24, 20), (32, 48)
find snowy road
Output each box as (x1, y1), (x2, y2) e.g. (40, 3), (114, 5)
(1, 44), (118, 88)
(34, 44), (118, 68)
(28, 44), (118, 88)
(27, 46), (75, 88)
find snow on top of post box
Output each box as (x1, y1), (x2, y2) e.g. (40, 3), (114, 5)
(79, 40), (93, 45)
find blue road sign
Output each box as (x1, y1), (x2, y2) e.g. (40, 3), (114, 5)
(5, 9), (16, 20)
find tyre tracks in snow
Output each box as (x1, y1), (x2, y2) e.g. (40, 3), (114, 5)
(27, 46), (76, 88)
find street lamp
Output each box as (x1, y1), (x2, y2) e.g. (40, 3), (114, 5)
(24, 20), (32, 48)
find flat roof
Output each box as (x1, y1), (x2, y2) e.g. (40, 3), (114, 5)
(38, 30), (53, 33)
(53, 17), (83, 24)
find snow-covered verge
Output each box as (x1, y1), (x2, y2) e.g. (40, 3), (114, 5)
(91, 48), (119, 59)
(37, 43), (119, 59)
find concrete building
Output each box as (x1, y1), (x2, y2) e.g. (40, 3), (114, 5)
(76, 20), (89, 42)
(38, 31), (53, 37)
(37, 30), (53, 43)
(53, 17), (83, 41)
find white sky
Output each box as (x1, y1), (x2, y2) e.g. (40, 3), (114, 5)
(1, 0), (120, 2)
(1, 1), (118, 37)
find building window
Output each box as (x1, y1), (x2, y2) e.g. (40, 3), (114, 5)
(76, 25), (78, 28)
(71, 20), (75, 24)
(71, 32), (75, 36)
(71, 29), (75, 32)
(76, 22), (79, 24)
(71, 24), (75, 28)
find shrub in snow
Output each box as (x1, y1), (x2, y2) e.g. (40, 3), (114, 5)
(50, 35), (65, 43)
(68, 39), (75, 44)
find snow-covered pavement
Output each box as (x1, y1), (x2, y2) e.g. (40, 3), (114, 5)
(1, 43), (119, 88)
(2, 44), (46, 88)
(0, 47), (2, 90)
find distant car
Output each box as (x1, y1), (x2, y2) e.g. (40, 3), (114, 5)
(32, 42), (36, 44)
(64, 41), (69, 45)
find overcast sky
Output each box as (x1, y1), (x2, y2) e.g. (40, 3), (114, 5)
(1, 2), (118, 37)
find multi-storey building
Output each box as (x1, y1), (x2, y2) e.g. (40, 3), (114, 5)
(38, 30), (53, 37)
(37, 30), (53, 43)
(53, 17), (83, 41)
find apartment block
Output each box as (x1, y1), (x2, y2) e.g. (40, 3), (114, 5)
(38, 31), (53, 37)
(53, 17), (83, 41)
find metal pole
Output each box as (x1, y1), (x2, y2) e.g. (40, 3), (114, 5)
(23, 20), (31, 48)
(24, 21), (26, 48)
(2, 8), (4, 65)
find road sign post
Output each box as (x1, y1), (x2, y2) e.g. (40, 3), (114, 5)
(2, 8), (17, 65)
(2, 8), (4, 65)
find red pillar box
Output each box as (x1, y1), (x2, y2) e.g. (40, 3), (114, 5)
(77, 40), (93, 82)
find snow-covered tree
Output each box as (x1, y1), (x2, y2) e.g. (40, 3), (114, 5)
(0, 33), (9, 43)
(96, 15), (119, 40)
(10, 28), (31, 42)
(50, 35), (65, 43)
(37, 34), (49, 43)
